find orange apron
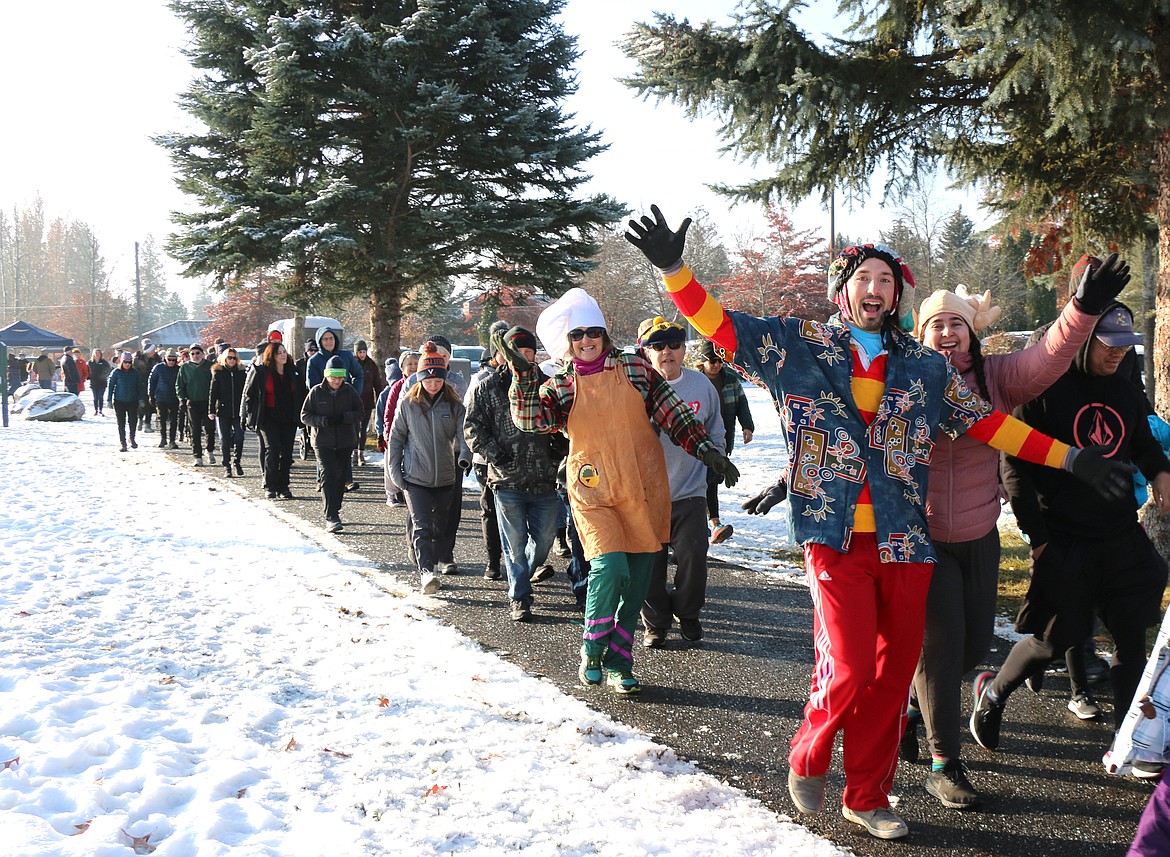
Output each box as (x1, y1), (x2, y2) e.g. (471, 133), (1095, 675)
(566, 364), (670, 559)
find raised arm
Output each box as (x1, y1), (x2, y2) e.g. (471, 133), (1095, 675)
(625, 204), (738, 356)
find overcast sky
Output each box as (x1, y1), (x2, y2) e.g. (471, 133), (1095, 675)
(0, 0), (980, 308)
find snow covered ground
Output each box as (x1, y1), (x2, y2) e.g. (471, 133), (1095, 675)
(0, 388), (849, 856)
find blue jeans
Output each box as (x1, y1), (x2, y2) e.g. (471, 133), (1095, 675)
(494, 488), (559, 603)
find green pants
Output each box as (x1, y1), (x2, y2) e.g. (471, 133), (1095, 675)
(582, 551), (655, 671)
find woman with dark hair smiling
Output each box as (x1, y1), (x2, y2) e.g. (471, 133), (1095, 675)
(243, 342), (305, 499)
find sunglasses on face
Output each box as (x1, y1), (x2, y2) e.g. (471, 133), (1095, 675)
(166, 357), (177, 362)
(568, 327), (605, 342)
(226, 356), (238, 361)
(648, 341), (683, 352)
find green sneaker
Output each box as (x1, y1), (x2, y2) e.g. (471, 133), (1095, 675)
(606, 668), (641, 695)
(578, 648), (602, 686)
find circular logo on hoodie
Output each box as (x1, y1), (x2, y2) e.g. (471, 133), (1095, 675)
(578, 463), (600, 488)
(1072, 403), (1126, 456)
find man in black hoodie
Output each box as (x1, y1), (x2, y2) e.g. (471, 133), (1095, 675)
(970, 300), (1170, 754)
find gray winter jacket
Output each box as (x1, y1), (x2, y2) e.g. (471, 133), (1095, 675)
(388, 386), (471, 490)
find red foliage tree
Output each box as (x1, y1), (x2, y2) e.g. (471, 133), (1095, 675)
(712, 205), (831, 320)
(201, 274), (291, 348)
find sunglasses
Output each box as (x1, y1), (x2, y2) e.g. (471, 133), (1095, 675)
(568, 327), (605, 342)
(166, 357), (177, 361)
(226, 356), (238, 361)
(647, 341), (683, 352)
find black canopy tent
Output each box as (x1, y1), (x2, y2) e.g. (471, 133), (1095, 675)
(0, 320), (75, 350)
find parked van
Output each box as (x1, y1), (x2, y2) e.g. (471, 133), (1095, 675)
(268, 317), (344, 349)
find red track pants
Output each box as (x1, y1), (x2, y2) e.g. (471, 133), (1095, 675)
(788, 534), (933, 811)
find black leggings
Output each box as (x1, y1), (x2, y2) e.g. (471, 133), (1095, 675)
(113, 401), (138, 446)
(995, 623), (1148, 729)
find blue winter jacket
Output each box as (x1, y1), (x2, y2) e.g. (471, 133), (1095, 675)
(107, 367), (142, 404)
(305, 327), (363, 395)
(148, 360), (180, 405)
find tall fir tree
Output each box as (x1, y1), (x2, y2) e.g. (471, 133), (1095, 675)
(621, 1), (1170, 415)
(161, 0), (624, 360)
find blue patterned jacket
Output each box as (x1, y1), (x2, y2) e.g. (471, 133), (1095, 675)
(728, 311), (993, 564)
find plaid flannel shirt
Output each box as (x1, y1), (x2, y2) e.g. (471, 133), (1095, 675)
(509, 349), (718, 460)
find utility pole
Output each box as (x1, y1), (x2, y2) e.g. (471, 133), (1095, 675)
(134, 241), (142, 342)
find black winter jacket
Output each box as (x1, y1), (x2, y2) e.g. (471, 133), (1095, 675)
(242, 363), (304, 429)
(464, 365), (567, 492)
(209, 364), (248, 420)
(300, 380), (363, 450)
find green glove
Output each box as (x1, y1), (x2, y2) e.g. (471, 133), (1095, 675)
(491, 326), (533, 374)
(702, 448), (740, 488)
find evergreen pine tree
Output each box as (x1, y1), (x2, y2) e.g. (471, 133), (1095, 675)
(162, 0), (624, 359)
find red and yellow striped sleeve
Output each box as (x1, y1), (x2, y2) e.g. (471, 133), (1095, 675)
(965, 411), (1071, 468)
(662, 264), (738, 356)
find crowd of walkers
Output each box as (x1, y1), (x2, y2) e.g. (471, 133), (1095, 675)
(22, 210), (1170, 849)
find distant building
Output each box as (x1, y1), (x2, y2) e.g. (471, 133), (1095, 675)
(113, 320), (210, 352)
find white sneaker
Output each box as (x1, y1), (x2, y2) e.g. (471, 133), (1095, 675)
(438, 562), (459, 575)
(192, 456), (204, 467)
(420, 571), (441, 594)
(841, 806), (909, 840)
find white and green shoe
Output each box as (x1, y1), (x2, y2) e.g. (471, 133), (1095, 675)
(578, 648), (602, 686)
(605, 668), (641, 695)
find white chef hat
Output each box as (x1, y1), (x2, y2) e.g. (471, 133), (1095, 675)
(536, 288), (607, 362)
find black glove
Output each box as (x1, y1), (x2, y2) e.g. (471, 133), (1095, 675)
(1066, 445), (1136, 503)
(491, 326), (532, 374)
(701, 448), (740, 487)
(327, 413), (344, 426)
(1073, 252), (1130, 315)
(624, 204), (692, 270)
(742, 477), (788, 515)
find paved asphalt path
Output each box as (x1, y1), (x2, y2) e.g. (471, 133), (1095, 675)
(175, 439), (1155, 856)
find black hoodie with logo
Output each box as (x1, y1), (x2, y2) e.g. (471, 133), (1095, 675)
(1003, 302), (1170, 544)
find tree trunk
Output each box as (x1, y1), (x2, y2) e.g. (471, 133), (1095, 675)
(368, 282), (402, 364)
(1142, 128), (1170, 561)
(1142, 230), (1157, 409)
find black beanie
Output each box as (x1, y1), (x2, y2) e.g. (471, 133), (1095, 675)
(507, 326), (538, 353)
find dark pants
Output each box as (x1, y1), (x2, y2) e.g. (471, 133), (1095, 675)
(217, 414), (244, 466)
(139, 398), (154, 429)
(187, 401), (216, 458)
(259, 419), (296, 493)
(318, 446), (354, 521)
(113, 401), (138, 447)
(91, 383), (106, 414)
(643, 496), (709, 631)
(474, 464), (502, 575)
(561, 488), (589, 601)
(178, 400), (188, 440)
(991, 525), (1168, 729)
(404, 482), (457, 573)
(912, 527), (1000, 760)
(156, 402), (179, 445)
(441, 476), (463, 565)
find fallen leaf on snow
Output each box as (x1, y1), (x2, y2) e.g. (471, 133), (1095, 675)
(236, 788), (247, 798)
(377, 697), (390, 708)
(284, 737), (297, 752)
(471, 675), (486, 682)
(72, 820), (91, 835)
(121, 829), (157, 853)
(322, 747), (352, 759)
(159, 676), (176, 685)
(2, 756), (18, 770)
(424, 784), (448, 798)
